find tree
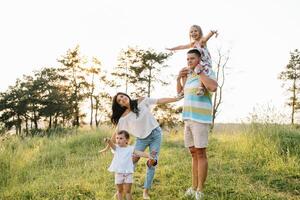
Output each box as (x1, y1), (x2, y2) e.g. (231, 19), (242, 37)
(0, 79), (30, 135)
(57, 45), (89, 127)
(112, 47), (142, 94)
(137, 49), (171, 97)
(86, 57), (114, 127)
(211, 48), (230, 130)
(153, 104), (181, 129)
(34, 67), (71, 129)
(86, 57), (101, 127)
(113, 47), (172, 98)
(112, 47), (140, 93)
(94, 92), (112, 127)
(278, 49), (300, 124)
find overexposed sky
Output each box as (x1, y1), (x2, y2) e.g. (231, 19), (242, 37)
(0, 0), (299, 123)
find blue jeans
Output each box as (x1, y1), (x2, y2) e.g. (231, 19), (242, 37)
(134, 126), (162, 189)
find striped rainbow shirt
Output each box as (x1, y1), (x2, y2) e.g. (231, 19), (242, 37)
(182, 69), (216, 124)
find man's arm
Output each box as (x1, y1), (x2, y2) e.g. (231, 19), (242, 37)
(177, 75), (183, 94)
(176, 67), (190, 94)
(199, 71), (218, 92)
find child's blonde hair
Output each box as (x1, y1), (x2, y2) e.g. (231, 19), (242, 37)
(189, 25), (203, 41)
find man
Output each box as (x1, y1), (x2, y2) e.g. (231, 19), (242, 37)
(177, 48), (217, 200)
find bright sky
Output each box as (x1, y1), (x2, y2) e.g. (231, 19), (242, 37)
(0, 0), (299, 123)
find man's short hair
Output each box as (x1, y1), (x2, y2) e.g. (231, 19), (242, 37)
(187, 48), (201, 58)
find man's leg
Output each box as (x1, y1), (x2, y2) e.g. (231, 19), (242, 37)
(190, 122), (209, 197)
(189, 146), (198, 190)
(195, 148), (208, 192)
(184, 121), (198, 193)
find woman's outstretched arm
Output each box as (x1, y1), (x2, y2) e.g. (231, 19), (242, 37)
(157, 97), (179, 104)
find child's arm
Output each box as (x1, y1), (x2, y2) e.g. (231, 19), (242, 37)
(99, 144), (110, 153)
(201, 30), (218, 44)
(166, 43), (191, 51)
(133, 150), (152, 159)
(104, 138), (116, 150)
(99, 132), (117, 153)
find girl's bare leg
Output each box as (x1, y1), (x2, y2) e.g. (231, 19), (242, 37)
(124, 183), (132, 200)
(116, 184), (124, 200)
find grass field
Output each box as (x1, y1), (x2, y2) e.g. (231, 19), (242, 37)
(0, 124), (299, 200)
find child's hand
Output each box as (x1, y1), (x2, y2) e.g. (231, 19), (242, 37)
(211, 30), (218, 38)
(104, 137), (110, 143)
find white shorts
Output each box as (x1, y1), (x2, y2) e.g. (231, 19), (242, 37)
(184, 120), (209, 148)
(115, 173), (133, 184)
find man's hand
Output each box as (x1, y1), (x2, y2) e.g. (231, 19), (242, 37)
(178, 67), (190, 79)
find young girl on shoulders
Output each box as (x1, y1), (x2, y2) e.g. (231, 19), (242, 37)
(167, 25), (218, 97)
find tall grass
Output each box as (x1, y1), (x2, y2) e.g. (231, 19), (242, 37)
(0, 124), (299, 199)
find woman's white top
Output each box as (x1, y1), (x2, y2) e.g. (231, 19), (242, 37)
(108, 145), (135, 173)
(117, 97), (159, 139)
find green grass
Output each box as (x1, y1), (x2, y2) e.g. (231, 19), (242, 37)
(0, 124), (299, 200)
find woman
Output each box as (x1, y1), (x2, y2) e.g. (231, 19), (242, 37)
(101, 92), (179, 199)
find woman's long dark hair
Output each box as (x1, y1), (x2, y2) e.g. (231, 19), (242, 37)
(111, 92), (139, 125)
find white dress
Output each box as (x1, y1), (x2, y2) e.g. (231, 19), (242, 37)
(108, 145), (134, 173)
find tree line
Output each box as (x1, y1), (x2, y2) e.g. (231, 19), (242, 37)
(2, 45), (296, 136)
(0, 45), (181, 136)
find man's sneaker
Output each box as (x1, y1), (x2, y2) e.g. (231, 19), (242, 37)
(184, 187), (195, 197)
(195, 191), (204, 200)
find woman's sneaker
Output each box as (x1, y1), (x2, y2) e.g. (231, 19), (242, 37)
(195, 191), (204, 200)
